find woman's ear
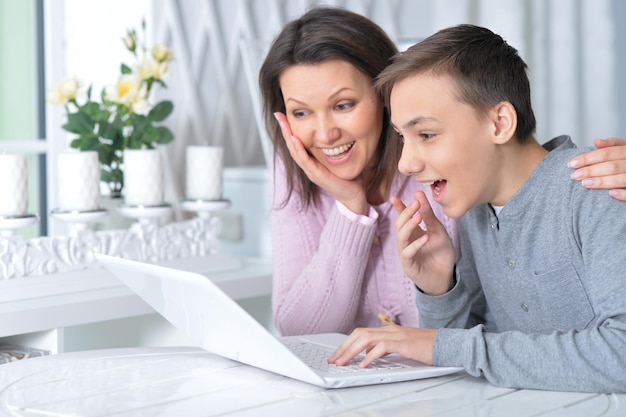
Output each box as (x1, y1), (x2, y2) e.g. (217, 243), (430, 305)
(490, 101), (517, 145)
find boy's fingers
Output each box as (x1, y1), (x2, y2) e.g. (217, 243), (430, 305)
(390, 196), (406, 214)
(413, 191), (445, 232)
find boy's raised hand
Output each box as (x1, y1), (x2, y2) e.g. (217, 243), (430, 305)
(391, 191), (456, 296)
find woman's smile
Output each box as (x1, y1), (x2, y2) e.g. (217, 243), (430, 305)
(279, 60), (383, 181)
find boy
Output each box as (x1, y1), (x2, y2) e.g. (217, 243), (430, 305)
(328, 24), (626, 393)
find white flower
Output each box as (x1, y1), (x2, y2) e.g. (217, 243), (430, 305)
(48, 77), (82, 105)
(104, 74), (149, 114)
(151, 44), (172, 62)
(137, 57), (170, 82)
(124, 30), (137, 53)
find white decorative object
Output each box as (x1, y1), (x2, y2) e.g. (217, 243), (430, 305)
(0, 215), (38, 237)
(181, 199), (229, 254)
(186, 146), (223, 200)
(57, 151), (101, 211)
(0, 215), (220, 279)
(51, 209), (107, 236)
(181, 199), (230, 218)
(118, 204), (172, 226)
(123, 149), (164, 206)
(0, 154), (28, 216)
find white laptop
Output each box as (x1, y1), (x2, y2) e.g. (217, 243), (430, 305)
(96, 253), (462, 388)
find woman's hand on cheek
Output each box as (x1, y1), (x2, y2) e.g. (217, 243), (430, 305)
(327, 326), (437, 368)
(274, 112), (368, 213)
(568, 137), (626, 201)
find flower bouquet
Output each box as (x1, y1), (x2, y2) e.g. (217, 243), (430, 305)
(49, 21), (175, 197)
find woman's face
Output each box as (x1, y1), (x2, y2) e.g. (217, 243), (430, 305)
(279, 60), (384, 182)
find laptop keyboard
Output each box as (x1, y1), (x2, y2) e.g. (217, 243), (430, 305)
(284, 339), (409, 374)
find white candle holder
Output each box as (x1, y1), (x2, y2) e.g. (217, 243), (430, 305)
(180, 199), (230, 219)
(181, 199), (230, 254)
(117, 204), (172, 226)
(50, 209), (108, 236)
(0, 214), (39, 237)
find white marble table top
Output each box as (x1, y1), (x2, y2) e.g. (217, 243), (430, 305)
(0, 347), (623, 417)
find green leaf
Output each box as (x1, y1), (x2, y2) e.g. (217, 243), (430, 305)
(63, 112), (95, 134)
(148, 100), (173, 122)
(100, 169), (113, 183)
(121, 63), (132, 74)
(96, 145), (115, 166)
(78, 133), (99, 151)
(69, 138), (82, 149)
(82, 102), (102, 119)
(112, 131), (124, 149)
(154, 126), (174, 144)
(99, 121), (120, 141)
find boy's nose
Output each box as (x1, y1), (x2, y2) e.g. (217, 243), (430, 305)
(398, 142), (425, 176)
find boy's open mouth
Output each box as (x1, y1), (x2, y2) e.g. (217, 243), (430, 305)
(422, 179), (447, 199)
(432, 179), (446, 197)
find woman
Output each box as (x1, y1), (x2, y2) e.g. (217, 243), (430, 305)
(259, 7), (626, 336)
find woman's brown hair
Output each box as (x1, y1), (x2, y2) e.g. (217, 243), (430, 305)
(259, 7), (400, 208)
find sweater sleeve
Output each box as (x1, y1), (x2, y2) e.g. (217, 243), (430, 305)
(270, 159), (377, 336)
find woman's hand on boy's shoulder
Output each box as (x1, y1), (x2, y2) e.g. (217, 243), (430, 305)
(568, 137), (626, 201)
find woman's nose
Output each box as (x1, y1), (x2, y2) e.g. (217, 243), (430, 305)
(314, 115), (340, 144)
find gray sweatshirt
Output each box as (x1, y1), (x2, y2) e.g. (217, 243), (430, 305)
(416, 136), (626, 393)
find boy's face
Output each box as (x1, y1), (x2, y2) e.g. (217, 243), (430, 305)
(391, 73), (501, 219)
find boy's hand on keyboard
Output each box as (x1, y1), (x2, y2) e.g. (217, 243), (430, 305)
(327, 326), (438, 368)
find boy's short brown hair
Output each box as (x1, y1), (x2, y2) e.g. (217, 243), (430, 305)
(376, 24), (536, 143)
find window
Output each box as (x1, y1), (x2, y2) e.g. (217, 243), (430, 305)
(0, 0), (46, 237)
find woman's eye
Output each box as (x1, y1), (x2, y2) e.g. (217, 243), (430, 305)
(292, 110), (308, 118)
(336, 101), (354, 111)
(421, 133), (435, 141)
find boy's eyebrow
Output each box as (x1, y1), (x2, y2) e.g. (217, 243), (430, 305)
(391, 116), (438, 131)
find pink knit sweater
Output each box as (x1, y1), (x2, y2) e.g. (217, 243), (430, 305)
(270, 159), (457, 336)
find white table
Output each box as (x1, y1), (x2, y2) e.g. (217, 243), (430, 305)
(0, 346), (622, 417)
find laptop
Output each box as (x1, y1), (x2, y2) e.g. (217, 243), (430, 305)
(95, 253), (462, 388)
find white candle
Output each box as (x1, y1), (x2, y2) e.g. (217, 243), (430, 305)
(186, 146), (223, 200)
(123, 148), (164, 206)
(0, 154), (28, 216)
(57, 151), (101, 211)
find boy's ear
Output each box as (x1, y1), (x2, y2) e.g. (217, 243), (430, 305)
(490, 101), (517, 145)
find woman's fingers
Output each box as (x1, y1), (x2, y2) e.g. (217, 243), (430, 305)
(569, 138), (626, 185)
